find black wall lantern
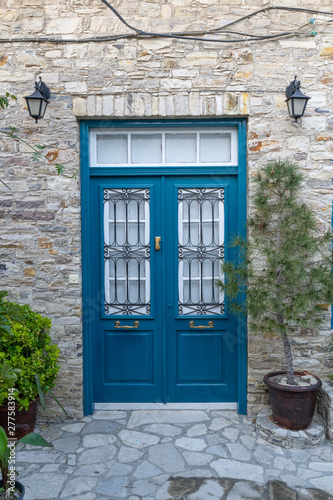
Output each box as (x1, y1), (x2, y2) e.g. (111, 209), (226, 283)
(24, 77), (50, 123)
(285, 76), (311, 122)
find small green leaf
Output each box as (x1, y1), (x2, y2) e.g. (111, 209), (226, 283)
(35, 374), (46, 410)
(0, 426), (8, 455)
(16, 432), (52, 447)
(49, 390), (70, 418)
(55, 163), (65, 175)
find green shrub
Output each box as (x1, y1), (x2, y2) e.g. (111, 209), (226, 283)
(0, 303), (60, 410)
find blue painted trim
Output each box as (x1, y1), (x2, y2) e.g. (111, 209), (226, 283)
(237, 120), (248, 415)
(89, 167), (239, 177)
(81, 117), (248, 414)
(80, 121), (94, 416)
(161, 175), (167, 403)
(84, 118), (243, 129)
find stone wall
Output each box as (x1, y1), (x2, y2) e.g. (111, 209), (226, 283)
(317, 380), (333, 440)
(0, 0), (333, 417)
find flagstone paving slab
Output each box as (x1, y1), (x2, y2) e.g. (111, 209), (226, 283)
(187, 478), (225, 499)
(144, 423), (183, 436)
(13, 409), (333, 499)
(226, 480), (263, 499)
(59, 476), (98, 498)
(149, 442), (186, 473)
(118, 444), (143, 462)
(119, 429), (160, 448)
(22, 472), (68, 499)
(77, 444), (117, 464)
(82, 432), (117, 448)
(127, 409), (210, 428)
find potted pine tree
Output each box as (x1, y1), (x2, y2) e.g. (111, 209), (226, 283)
(218, 159), (333, 430)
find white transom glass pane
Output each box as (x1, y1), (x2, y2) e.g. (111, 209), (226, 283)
(104, 188), (151, 315)
(165, 133), (197, 163)
(178, 187), (225, 316)
(97, 134), (128, 164)
(91, 127), (237, 167)
(131, 134), (162, 163)
(199, 133), (231, 163)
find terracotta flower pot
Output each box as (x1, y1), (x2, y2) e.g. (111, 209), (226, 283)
(0, 480), (25, 499)
(0, 398), (38, 439)
(264, 370), (322, 431)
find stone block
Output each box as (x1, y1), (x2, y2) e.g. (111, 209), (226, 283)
(317, 381), (333, 440)
(269, 480), (296, 500)
(86, 95), (96, 116)
(46, 17), (81, 35)
(102, 95), (113, 116)
(65, 81), (87, 93)
(73, 97), (86, 116)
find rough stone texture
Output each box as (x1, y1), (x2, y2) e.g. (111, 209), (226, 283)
(269, 480), (297, 500)
(256, 410), (326, 448)
(14, 409), (333, 499)
(317, 380), (333, 440)
(0, 0), (333, 418)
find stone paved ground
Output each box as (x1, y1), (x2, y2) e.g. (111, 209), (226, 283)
(14, 410), (333, 499)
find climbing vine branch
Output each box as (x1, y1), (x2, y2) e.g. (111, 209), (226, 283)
(0, 93), (77, 188)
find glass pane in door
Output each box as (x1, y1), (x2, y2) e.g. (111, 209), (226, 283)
(178, 188), (225, 315)
(104, 188), (151, 315)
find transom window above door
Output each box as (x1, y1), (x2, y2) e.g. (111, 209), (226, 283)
(90, 128), (238, 167)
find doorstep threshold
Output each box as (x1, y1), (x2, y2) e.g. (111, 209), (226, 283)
(94, 402), (238, 410)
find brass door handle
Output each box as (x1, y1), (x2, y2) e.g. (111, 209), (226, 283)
(115, 321), (139, 329)
(155, 236), (161, 250)
(189, 321), (214, 329)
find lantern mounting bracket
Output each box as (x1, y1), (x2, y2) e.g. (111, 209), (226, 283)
(35, 76), (50, 100)
(285, 75), (302, 99)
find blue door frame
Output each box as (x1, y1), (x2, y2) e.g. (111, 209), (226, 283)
(80, 118), (247, 415)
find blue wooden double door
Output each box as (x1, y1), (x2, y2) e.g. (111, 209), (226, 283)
(90, 174), (239, 403)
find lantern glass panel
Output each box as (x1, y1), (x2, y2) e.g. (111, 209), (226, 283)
(287, 98), (293, 117)
(293, 98), (306, 117)
(27, 98), (42, 118)
(40, 99), (48, 117)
